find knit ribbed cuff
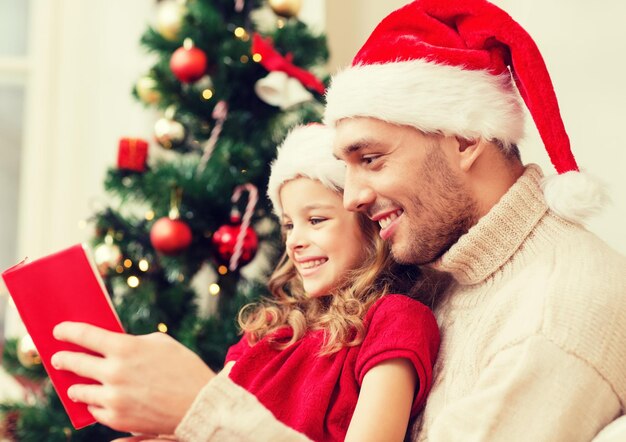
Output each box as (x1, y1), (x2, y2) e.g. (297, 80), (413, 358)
(175, 371), (312, 442)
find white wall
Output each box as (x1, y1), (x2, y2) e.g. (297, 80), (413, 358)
(325, 0), (626, 255)
(326, 1), (407, 71)
(490, 0), (626, 254)
(16, 0), (156, 262)
(1, 0), (156, 341)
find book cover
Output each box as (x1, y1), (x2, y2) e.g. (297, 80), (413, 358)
(1, 243), (125, 429)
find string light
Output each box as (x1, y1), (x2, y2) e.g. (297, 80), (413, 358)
(252, 53), (262, 63)
(138, 259), (150, 272)
(240, 55), (249, 63)
(145, 210), (155, 221)
(177, 274), (185, 282)
(277, 19), (285, 29)
(234, 27), (246, 38)
(157, 323), (168, 333)
(116, 265), (124, 274)
(127, 276), (140, 288)
(209, 283), (220, 296)
(218, 265), (228, 275)
(123, 259), (133, 268)
(202, 89), (214, 100)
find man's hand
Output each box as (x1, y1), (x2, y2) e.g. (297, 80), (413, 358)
(51, 322), (216, 435)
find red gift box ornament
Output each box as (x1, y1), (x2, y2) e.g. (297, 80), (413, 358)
(117, 137), (149, 172)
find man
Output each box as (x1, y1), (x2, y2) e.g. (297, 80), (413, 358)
(324, 1), (626, 439)
(52, 0), (626, 441)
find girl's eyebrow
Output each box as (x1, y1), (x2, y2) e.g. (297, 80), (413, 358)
(282, 203), (336, 219)
(302, 203), (336, 210)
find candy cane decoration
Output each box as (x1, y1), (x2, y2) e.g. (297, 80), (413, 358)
(197, 100), (229, 173)
(229, 183), (258, 271)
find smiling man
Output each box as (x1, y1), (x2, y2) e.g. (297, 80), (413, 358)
(322, 0), (626, 440)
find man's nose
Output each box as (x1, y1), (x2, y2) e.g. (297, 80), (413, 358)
(343, 170), (375, 213)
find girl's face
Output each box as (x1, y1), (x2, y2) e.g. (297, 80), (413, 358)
(280, 178), (367, 298)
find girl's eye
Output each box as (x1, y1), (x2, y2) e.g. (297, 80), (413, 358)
(282, 222), (293, 231)
(310, 217), (326, 225)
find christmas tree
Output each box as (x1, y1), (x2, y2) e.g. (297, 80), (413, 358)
(0, 0), (329, 440)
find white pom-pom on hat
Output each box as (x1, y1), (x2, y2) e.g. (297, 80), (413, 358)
(542, 171), (609, 225)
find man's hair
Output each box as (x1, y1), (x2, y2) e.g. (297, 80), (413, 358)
(238, 206), (421, 355)
(495, 139), (522, 163)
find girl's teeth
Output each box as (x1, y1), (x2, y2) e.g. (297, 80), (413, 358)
(302, 259), (326, 269)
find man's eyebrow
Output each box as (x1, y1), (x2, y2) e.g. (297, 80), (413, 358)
(336, 140), (381, 158)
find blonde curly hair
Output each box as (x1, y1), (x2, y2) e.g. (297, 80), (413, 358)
(238, 209), (413, 355)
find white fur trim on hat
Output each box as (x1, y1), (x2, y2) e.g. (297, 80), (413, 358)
(267, 124), (345, 217)
(324, 59), (525, 145)
(541, 171), (609, 225)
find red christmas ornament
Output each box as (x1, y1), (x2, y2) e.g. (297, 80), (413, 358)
(170, 39), (207, 83)
(212, 215), (258, 267)
(117, 138), (149, 172)
(150, 217), (192, 255)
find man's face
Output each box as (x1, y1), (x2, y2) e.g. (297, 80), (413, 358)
(333, 117), (477, 265)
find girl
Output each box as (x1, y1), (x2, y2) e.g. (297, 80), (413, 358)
(223, 124), (440, 442)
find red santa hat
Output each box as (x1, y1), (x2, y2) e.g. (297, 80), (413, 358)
(267, 123), (345, 217)
(324, 0), (606, 224)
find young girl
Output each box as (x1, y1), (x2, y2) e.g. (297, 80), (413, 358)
(223, 124), (440, 442)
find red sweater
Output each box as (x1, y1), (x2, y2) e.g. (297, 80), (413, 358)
(225, 294), (440, 441)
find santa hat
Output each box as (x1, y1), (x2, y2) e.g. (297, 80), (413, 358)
(324, 0), (607, 224)
(267, 124), (345, 217)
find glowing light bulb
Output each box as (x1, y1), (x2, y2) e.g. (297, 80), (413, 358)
(138, 259), (150, 272)
(127, 276), (140, 288)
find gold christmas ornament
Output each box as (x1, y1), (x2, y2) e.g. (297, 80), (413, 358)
(268, 0), (302, 18)
(17, 334), (42, 368)
(94, 236), (123, 276)
(155, 0), (186, 41)
(136, 76), (162, 105)
(154, 117), (186, 149)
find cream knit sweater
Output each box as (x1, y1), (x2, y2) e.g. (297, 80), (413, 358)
(176, 165), (626, 442)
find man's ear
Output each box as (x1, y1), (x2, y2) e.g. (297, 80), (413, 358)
(456, 137), (485, 172)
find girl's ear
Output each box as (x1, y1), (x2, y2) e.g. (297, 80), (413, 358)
(455, 137), (486, 172)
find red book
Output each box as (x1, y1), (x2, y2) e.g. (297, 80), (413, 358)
(1, 244), (125, 429)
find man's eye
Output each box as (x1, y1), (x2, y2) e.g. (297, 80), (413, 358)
(361, 155), (379, 165)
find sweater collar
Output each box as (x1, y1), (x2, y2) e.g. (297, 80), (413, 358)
(430, 164), (548, 285)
